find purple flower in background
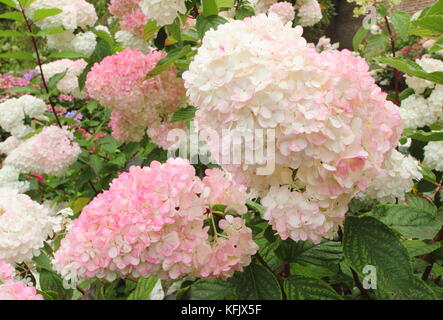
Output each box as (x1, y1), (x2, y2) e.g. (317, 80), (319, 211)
(65, 110), (83, 121)
(22, 70), (37, 81)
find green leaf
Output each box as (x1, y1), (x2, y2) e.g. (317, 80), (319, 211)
(33, 8), (62, 21)
(33, 250), (54, 271)
(39, 269), (68, 299)
(399, 87), (415, 101)
(403, 240), (441, 257)
(364, 34), (389, 59)
(431, 263), (443, 277)
(391, 10), (410, 41)
(4, 86), (40, 94)
(166, 18), (181, 42)
(127, 277), (159, 300)
(379, 56), (443, 85)
(234, 263), (282, 300)
(0, 30), (26, 37)
(412, 15), (443, 34)
(216, 0), (234, 8)
(48, 50), (87, 60)
(343, 215), (414, 291)
(143, 19), (160, 41)
(376, 277), (439, 300)
(423, 0), (443, 16)
(368, 204), (442, 239)
(406, 194), (438, 216)
(188, 279), (235, 300)
(0, 11), (25, 22)
(419, 165), (437, 183)
(408, 130), (443, 142)
(352, 26), (368, 52)
(0, 51), (34, 60)
(145, 45), (192, 79)
(90, 154), (103, 175)
(169, 106), (196, 123)
(0, 0), (17, 9)
(275, 240), (342, 268)
(202, 0), (219, 17)
(36, 27), (65, 37)
(429, 36), (443, 53)
(48, 70), (67, 91)
(196, 15), (227, 39)
(284, 276), (343, 300)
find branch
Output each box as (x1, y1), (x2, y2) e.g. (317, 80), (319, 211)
(19, 4), (62, 128)
(384, 15), (400, 106)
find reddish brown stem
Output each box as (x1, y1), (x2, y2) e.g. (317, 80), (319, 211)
(384, 16), (400, 106)
(19, 4), (62, 128)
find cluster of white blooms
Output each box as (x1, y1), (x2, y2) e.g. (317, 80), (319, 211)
(46, 26), (110, 58)
(0, 166), (29, 193)
(115, 30), (152, 53)
(424, 141), (443, 171)
(0, 136), (23, 156)
(267, 1), (295, 24)
(310, 36), (340, 52)
(296, 0), (322, 27)
(39, 59), (87, 98)
(400, 57), (443, 129)
(139, 0), (187, 26)
(0, 95), (47, 138)
(356, 150), (422, 203)
(0, 188), (54, 263)
(4, 126), (81, 177)
(25, 0), (97, 31)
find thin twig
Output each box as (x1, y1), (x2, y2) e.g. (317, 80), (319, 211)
(19, 4), (62, 128)
(384, 16), (400, 106)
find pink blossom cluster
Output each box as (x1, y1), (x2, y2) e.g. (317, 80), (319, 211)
(86, 48), (186, 144)
(0, 261), (43, 300)
(53, 158), (257, 284)
(4, 126), (81, 176)
(183, 14), (402, 243)
(108, 0), (147, 38)
(0, 74), (31, 103)
(268, 1), (295, 24)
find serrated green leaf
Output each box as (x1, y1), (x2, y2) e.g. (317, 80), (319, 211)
(412, 15), (443, 35)
(33, 250), (54, 271)
(234, 263), (282, 300)
(403, 240), (441, 257)
(376, 277), (439, 300)
(4, 86), (40, 94)
(284, 276), (343, 300)
(367, 204), (442, 239)
(166, 17), (181, 42)
(406, 194), (438, 216)
(188, 279), (235, 300)
(275, 240), (342, 267)
(47, 70), (67, 91)
(36, 27), (65, 37)
(33, 8), (62, 21)
(419, 165), (437, 183)
(127, 277), (158, 300)
(364, 34), (389, 59)
(343, 215), (414, 291)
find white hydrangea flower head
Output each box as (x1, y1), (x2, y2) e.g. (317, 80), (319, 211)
(296, 0), (322, 27)
(356, 150), (422, 203)
(39, 59), (87, 98)
(115, 31), (152, 53)
(0, 188), (54, 263)
(405, 57), (443, 94)
(46, 31), (76, 52)
(428, 84), (443, 108)
(424, 140), (443, 171)
(139, 0), (187, 27)
(0, 95), (47, 138)
(71, 32), (97, 57)
(0, 166), (29, 193)
(400, 94), (443, 129)
(26, 0), (97, 31)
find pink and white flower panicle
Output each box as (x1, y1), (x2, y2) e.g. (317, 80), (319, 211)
(53, 158), (257, 284)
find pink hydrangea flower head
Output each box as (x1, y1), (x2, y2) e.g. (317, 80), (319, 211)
(268, 1), (296, 24)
